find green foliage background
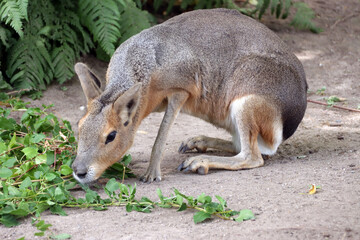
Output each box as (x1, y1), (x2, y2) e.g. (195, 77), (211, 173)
(0, 0), (320, 93)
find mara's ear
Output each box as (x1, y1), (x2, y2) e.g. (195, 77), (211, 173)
(74, 62), (102, 102)
(113, 83), (142, 126)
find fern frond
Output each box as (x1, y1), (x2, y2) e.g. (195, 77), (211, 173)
(165, 0), (176, 14)
(0, 0), (28, 37)
(18, 0), (28, 21)
(6, 35), (52, 90)
(118, 0), (152, 44)
(0, 70), (12, 90)
(59, 10), (94, 54)
(52, 44), (76, 84)
(153, 0), (162, 11)
(281, 0), (292, 19)
(291, 2), (322, 33)
(180, 0), (194, 10)
(0, 25), (11, 48)
(79, 0), (121, 56)
(258, 0), (270, 19)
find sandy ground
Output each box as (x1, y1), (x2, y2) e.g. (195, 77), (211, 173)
(2, 0), (360, 239)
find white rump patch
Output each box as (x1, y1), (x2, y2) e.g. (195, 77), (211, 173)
(228, 95), (283, 155)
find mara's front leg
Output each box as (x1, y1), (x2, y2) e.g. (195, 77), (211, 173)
(140, 91), (189, 183)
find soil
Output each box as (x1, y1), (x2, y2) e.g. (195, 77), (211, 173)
(2, 0), (360, 239)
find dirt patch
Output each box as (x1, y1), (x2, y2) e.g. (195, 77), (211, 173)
(2, 1), (360, 239)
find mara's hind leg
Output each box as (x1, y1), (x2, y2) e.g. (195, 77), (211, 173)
(178, 95), (283, 175)
(178, 136), (237, 154)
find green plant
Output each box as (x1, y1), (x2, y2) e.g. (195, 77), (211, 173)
(325, 96), (341, 106)
(0, 0), (152, 91)
(245, 0), (321, 33)
(316, 86), (326, 95)
(0, 97), (254, 237)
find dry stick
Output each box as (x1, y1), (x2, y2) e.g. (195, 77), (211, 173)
(307, 99), (360, 113)
(330, 12), (359, 29)
(14, 164), (38, 183)
(0, 144), (24, 157)
(5, 89), (31, 96)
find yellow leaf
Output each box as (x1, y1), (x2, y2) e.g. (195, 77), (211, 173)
(308, 184), (317, 195)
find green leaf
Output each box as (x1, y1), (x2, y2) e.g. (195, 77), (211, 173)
(8, 185), (20, 196)
(8, 208), (29, 217)
(193, 211), (212, 224)
(105, 178), (119, 192)
(0, 167), (13, 178)
(30, 133), (46, 143)
(176, 195), (183, 206)
(3, 157), (17, 168)
(204, 202), (219, 214)
(34, 171), (43, 179)
(46, 151), (55, 165)
(121, 154), (132, 166)
(85, 189), (99, 203)
(19, 176), (32, 189)
(125, 203), (133, 212)
(197, 193), (212, 204)
(0, 142), (7, 154)
(35, 232), (45, 236)
(50, 205), (67, 216)
(47, 200), (56, 206)
(22, 147), (38, 159)
(60, 165), (73, 175)
(235, 209), (255, 222)
(215, 195), (227, 208)
(45, 172), (56, 181)
(8, 133), (17, 149)
(54, 187), (66, 201)
(156, 188), (164, 201)
(35, 154), (47, 164)
(177, 203), (187, 212)
(50, 233), (72, 239)
(0, 117), (15, 130)
(0, 214), (20, 227)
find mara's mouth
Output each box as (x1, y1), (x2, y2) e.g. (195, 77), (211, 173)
(72, 166), (97, 184)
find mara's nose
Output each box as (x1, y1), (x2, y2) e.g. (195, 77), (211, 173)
(72, 162), (88, 179)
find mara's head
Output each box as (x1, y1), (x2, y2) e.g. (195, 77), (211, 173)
(72, 63), (142, 184)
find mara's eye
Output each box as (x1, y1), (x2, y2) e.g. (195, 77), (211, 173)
(105, 131), (117, 144)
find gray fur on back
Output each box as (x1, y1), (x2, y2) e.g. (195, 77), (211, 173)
(107, 9), (305, 90)
(105, 8), (307, 139)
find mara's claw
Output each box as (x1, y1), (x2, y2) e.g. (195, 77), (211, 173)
(140, 170), (162, 183)
(176, 162), (185, 171)
(178, 143), (190, 154)
(178, 136), (208, 154)
(177, 157), (209, 175)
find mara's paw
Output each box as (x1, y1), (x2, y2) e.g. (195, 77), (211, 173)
(178, 136), (208, 154)
(140, 168), (162, 183)
(177, 156), (209, 175)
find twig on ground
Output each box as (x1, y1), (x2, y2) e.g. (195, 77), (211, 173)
(330, 12), (359, 29)
(5, 89), (31, 95)
(307, 99), (360, 113)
